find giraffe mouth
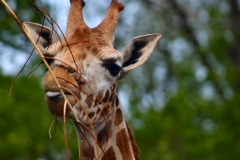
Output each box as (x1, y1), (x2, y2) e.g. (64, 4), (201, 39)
(46, 91), (62, 101)
(45, 91), (72, 101)
(44, 91), (78, 117)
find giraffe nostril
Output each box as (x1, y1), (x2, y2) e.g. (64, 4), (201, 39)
(46, 91), (62, 101)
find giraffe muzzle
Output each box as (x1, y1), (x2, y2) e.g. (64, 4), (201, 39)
(44, 90), (78, 117)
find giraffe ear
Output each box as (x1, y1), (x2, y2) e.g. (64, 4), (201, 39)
(23, 22), (58, 54)
(118, 34), (161, 80)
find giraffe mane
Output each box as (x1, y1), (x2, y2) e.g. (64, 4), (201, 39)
(126, 122), (140, 160)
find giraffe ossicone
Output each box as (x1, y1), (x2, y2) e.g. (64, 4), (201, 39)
(24, 0), (161, 159)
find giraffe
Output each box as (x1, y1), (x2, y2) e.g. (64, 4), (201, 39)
(23, 0), (161, 159)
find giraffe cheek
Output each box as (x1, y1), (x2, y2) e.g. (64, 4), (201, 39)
(44, 95), (77, 117)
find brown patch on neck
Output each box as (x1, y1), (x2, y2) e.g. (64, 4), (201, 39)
(102, 146), (116, 160)
(97, 121), (112, 145)
(126, 122), (140, 160)
(94, 96), (102, 107)
(115, 96), (119, 107)
(88, 112), (95, 119)
(85, 94), (94, 107)
(80, 138), (95, 160)
(100, 106), (110, 118)
(116, 128), (134, 160)
(115, 108), (123, 125)
(102, 90), (110, 103)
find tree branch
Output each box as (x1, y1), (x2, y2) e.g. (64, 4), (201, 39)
(227, 0), (240, 92)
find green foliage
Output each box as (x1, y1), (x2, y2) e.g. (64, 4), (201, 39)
(0, 74), (48, 159)
(0, 74), (80, 159)
(119, 0), (240, 159)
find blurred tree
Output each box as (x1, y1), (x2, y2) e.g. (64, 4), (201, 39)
(115, 0), (240, 159)
(0, 74), (80, 159)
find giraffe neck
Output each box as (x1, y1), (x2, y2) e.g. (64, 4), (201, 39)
(72, 89), (139, 160)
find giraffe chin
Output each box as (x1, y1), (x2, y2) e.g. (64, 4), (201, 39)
(44, 93), (77, 117)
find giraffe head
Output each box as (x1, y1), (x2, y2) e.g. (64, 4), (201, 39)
(23, 0), (161, 125)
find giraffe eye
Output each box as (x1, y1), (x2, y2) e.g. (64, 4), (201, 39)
(66, 66), (76, 73)
(103, 63), (123, 77)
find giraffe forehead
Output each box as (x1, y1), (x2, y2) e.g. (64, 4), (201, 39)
(59, 43), (123, 64)
(97, 47), (123, 62)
